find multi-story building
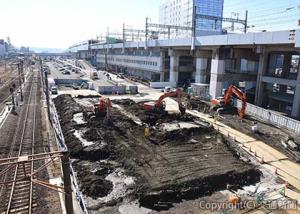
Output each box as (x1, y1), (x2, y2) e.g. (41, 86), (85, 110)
(0, 39), (7, 58)
(159, 0), (224, 36)
(70, 29), (300, 119)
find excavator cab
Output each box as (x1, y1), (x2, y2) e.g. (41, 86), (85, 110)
(93, 97), (111, 118)
(211, 85), (246, 118)
(143, 88), (186, 115)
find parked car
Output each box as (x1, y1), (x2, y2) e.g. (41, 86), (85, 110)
(51, 86), (58, 95)
(62, 71), (70, 75)
(72, 84), (80, 90)
(117, 73), (125, 79)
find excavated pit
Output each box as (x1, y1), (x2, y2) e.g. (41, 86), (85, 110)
(54, 95), (261, 211)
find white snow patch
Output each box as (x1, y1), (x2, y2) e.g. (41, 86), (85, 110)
(73, 130), (94, 147)
(0, 106), (10, 129)
(119, 200), (151, 214)
(73, 113), (86, 125)
(160, 122), (200, 131)
(99, 168), (135, 203)
(74, 98), (95, 108)
(85, 168), (135, 208)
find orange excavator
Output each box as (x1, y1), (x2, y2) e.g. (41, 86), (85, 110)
(143, 88), (186, 115)
(94, 97), (111, 119)
(211, 85), (246, 118)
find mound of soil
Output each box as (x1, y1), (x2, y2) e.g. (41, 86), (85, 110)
(115, 99), (200, 126)
(73, 161), (113, 199)
(54, 95), (261, 211)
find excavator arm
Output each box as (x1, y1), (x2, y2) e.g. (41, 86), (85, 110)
(94, 97), (111, 117)
(223, 85), (247, 118)
(143, 88), (186, 115)
(155, 88), (182, 108)
(98, 97), (111, 112)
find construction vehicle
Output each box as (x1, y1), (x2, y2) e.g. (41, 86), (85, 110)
(93, 97), (111, 119)
(211, 85), (246, 118)
(143, 88), (186, 115)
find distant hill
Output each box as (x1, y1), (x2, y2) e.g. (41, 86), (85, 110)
(29, 47), (66, 53)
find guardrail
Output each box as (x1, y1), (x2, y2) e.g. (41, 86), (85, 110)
(235, 99), (300, 134)
(49, 97), (89, 214)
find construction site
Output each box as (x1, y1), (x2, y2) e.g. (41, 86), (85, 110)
(48, 59), (300, 213)
(0, 52), (299, 213)
(1, 0), (300, 213)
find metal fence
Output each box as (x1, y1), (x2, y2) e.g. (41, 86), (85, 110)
(235, 99), (300, 134)
(49, 98), (89, 214)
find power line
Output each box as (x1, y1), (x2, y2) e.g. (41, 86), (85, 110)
(248, 2), (300, 15)
(249, 12), (300, 23)
(250, 18), (299, 28)
(249, 7), (299, 21)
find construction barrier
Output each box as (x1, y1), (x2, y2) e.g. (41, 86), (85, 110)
(49, 98), (88, 214)
(235, 99), (300, 134)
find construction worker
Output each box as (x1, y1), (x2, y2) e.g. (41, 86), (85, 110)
(144, 125), (150, 139)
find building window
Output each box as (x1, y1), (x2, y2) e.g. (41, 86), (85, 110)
(267, 54), (284, 77)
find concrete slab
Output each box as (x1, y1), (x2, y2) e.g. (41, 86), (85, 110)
(160, 122), (200, 131)
(271, 160), (300, 184)
(58, 89), (100, 97)
(243, 140), (288, 163)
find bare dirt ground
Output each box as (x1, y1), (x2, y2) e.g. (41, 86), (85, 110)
(186, 97), (300, 162)
(54, 95), (261, 213)
(217, 113), (300, 162)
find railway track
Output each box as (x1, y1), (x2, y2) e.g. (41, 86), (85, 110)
(0, 70), (41, 213)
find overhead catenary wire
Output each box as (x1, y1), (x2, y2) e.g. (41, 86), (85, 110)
(223, 1), (300, 32)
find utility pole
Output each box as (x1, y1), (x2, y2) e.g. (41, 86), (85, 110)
(122, 23), (125, 53)
(191, 0), (196, 51)
(44, 70), (50, 120)
(61, 152), (74, 214)
(145, 17), (149, 50)
(17, 62), (23, 102)
(21, 60), (25, 83)
(244, 10), (248, 33)
(10, 87), (15, 112)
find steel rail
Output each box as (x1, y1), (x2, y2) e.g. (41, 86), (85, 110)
(5, 73), (37, 213)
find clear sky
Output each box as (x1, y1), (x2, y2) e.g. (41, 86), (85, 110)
(0, 0), (299, 49)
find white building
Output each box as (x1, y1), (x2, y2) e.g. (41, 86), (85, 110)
(159, 0), (224, 36)
(0, 39), (7, 57)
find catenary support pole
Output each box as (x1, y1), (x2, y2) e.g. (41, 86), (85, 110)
(62, 152), (74, 214)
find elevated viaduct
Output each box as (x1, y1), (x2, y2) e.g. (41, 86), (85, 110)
(69, 29), (300, 119)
